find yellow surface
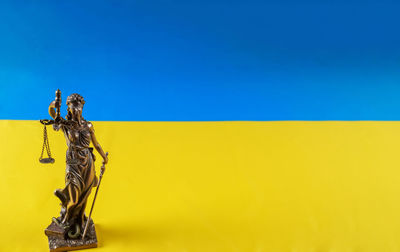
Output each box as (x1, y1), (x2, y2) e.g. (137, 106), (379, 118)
(1, 120), (400, 251)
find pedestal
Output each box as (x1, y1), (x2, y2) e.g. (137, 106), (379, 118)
(44, 220), (98, 252)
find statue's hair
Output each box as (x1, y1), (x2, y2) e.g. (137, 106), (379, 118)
(66, 93), (86, 121)
(66, 93), (85, 106)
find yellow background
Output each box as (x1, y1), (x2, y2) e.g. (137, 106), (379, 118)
(1, 120), (400, 251)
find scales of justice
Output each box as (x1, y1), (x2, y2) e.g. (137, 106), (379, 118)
(40, 89), (109, 252)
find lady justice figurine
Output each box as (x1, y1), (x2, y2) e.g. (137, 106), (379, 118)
(41, 89), (108, 251)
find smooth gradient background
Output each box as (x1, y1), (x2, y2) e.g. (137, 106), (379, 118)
(1, 1), (400, 252)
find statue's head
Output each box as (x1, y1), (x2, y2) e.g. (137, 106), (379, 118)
(66, 93), (85, 121)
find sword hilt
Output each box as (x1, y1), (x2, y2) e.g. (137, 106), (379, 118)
(55, 89), (61, 119)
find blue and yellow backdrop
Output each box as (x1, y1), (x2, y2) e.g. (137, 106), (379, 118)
(1, 1), (400, 251)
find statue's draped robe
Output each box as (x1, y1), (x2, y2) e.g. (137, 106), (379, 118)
(60, 120), (96, 226)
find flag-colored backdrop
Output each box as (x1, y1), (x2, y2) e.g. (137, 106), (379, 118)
(1, 1), (400, 251)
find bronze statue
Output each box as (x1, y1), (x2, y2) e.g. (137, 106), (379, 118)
(41, 89), (108, 251)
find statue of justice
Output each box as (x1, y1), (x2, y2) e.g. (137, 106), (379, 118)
(40, 89), (108, 251)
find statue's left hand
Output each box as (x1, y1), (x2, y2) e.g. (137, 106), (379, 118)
(100, 152), (108, 174)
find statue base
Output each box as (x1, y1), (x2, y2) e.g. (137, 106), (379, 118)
(45, 219), (98, 252)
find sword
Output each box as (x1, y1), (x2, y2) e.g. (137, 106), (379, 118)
(55, 89), (61, 120)
(82, 152), (108, 239)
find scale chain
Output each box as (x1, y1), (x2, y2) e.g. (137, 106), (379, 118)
(39, 124), (53, 162)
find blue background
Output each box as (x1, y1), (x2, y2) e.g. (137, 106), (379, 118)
(0, 0), (399, 121)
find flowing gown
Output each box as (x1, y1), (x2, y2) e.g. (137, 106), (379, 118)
(58, 120), (97, 226)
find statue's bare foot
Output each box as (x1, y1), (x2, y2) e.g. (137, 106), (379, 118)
(54, 189), (67, 205)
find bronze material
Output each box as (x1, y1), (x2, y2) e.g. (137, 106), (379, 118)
(41, 89), (108, 251)
(45, 219), (97, 252)
(55, 89), (61, 119)
(82, 152), (108, 239)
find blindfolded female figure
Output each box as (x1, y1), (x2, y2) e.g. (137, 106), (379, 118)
(48, 93), (108, 238)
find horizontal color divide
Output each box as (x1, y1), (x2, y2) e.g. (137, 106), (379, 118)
(3, 82), (400, 121)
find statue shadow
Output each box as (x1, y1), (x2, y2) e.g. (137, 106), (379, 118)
(95, 222), (167, 248)
(95, 218), (243, 249)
